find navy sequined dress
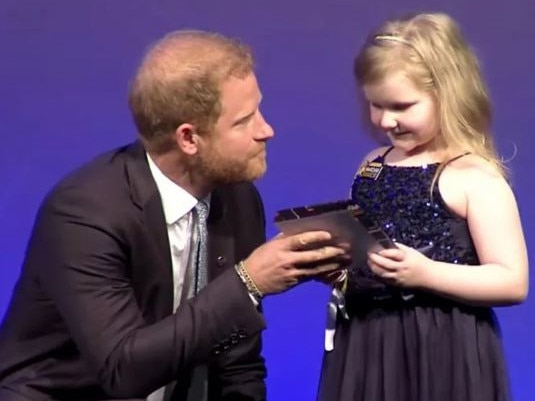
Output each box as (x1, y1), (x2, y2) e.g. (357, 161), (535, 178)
(317, 151), (510, 401)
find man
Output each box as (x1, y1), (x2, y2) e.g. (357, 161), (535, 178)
(0, 30), (345, 401)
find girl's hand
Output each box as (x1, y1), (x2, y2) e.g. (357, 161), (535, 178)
(367, 243), (433, 288)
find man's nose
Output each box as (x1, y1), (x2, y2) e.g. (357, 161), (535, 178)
(257, 112), (274, 140)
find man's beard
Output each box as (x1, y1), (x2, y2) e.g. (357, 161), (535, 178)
(194, 145), (267, 185)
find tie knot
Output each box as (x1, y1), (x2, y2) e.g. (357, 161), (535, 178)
(194, 200), (209, 222)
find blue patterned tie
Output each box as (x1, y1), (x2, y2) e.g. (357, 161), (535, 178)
(190, 200), (209, 297)
(187, 201), (210, 401)
(164, 201), (210, 401)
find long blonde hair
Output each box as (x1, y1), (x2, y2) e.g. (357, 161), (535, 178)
(354, 12), (506, 177)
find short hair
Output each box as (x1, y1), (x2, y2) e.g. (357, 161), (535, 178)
(128, 30), (254, 154)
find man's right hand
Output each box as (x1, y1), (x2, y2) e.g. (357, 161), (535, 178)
(243, 231), (349, 296)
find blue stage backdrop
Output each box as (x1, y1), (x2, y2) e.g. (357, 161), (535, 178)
(1, 1), (533, 400)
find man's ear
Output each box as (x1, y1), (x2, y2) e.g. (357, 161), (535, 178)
(175, 123), (200, 155)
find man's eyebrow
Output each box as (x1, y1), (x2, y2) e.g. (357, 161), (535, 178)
(232, 94), (263, 126)
(232, 111), (255, 126)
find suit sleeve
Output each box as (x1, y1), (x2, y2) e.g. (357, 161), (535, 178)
(210, 183), (268, 401)
(31, 185), (266, 399)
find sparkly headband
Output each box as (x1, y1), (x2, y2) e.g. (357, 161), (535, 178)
(373, 34), (429, 68)
(373, 34), (413, 46)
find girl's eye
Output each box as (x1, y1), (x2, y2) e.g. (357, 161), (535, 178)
(390, 102), (414, 111)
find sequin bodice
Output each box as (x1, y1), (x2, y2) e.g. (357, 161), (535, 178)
(347, 157), (479, 295)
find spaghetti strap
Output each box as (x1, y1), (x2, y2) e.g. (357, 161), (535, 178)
(443, 151), (471, 166)
(430, 152), (471, 198)
(379, 146), (395, 161)
(436, 151), (471, 179)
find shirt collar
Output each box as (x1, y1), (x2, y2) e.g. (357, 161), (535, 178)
(146, 153), (210, 225)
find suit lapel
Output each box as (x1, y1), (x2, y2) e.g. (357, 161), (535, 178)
(121, 144), (237, 317)
(123, 143), (174, 317)
(207, 188), (235, 280)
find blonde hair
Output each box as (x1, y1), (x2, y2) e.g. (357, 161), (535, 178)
(128, 30), (254, 155)
(354, 12), (506, 177)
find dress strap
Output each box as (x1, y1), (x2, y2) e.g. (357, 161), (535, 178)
(443, 151), (471, 166)
(432, 152), (471, 195)
(438, 151), (472, 175)
(379, 146), (395, 161)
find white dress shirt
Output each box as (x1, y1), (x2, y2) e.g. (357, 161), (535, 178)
(145, 154), (209, 401)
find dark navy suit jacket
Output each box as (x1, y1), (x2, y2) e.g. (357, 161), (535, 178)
(0, 142), (267, 401)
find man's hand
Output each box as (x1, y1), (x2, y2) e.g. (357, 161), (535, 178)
(244, 231), (349, 295)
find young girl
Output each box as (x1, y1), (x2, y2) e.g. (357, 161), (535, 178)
(318, 12), (528, 401)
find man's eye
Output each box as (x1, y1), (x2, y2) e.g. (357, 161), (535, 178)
(235, 114), (254, 126)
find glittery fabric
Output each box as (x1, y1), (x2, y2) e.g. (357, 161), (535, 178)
(346, 157), (479, 298)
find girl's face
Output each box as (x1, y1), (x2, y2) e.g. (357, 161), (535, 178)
(363, 70), (441, 156)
